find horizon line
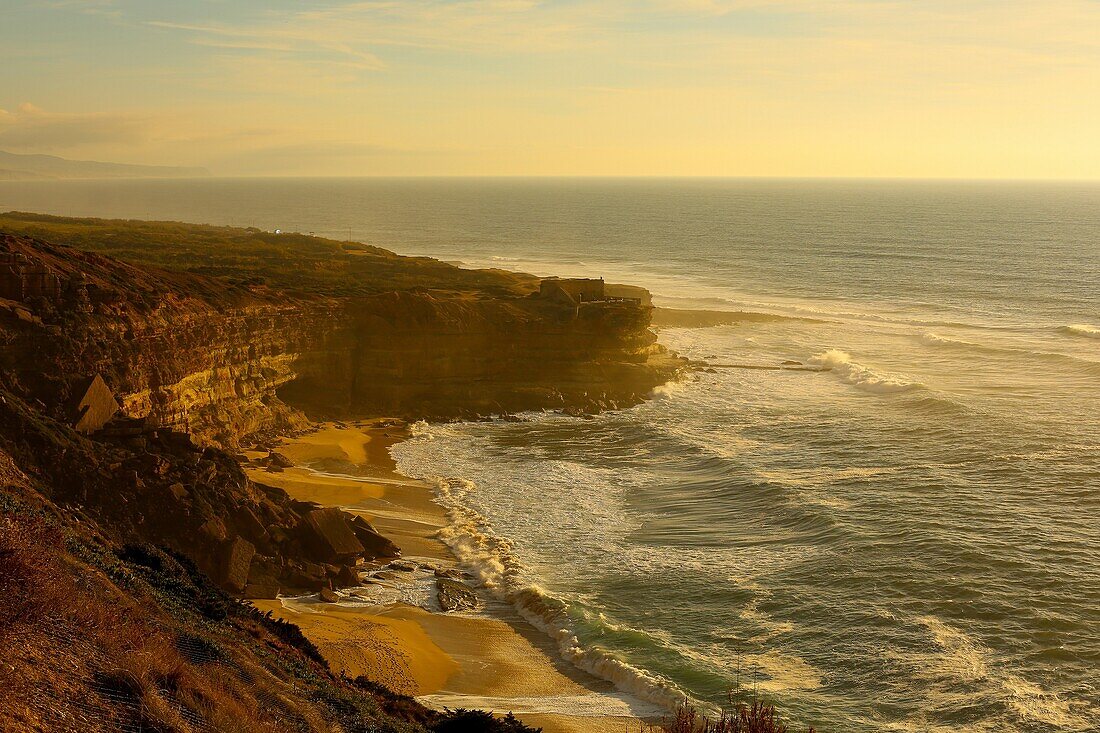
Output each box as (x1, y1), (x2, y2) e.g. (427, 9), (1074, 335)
(4, 174), (1100, 184)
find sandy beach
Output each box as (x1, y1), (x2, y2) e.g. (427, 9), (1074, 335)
(246, 420), (652, 733)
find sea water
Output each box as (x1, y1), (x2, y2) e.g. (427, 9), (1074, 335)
(1, 178), (1097, 731)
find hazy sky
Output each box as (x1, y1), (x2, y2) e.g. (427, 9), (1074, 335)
(3, 0), (1099, 177)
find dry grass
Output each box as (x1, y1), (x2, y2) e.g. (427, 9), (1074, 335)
(631, 688), (817, 733)
(0, 511), (542, 733)
(660, 699), (815, 733)
(0, 515), (323, 733)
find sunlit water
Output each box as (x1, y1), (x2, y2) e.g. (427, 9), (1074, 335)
(2, 178), (1098, 731)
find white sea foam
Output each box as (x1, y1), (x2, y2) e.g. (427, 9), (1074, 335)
(651, 379), (690, 401)
(899, 616), (1095, 730)
(920, 332), (979, 348)
(417, 692), (666, 718)
(435, 479), (688, 710)
(277, 560), (443, 611)
(811, 349), (924, 394)
(394, 422), (691, 712)
(1061, 323), (1100, 339)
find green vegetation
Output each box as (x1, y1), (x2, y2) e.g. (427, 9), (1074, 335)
(0, 211), (535, 298)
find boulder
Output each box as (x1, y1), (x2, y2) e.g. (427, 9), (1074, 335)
(266, 451), (294, 468)
(434, 567), (463, 580)
(285, 571), (326, 592)
(349, 515), (401, 559)
(318, 588), (339, 603)
(234, 506), (270, 543)
(297, 507), (364, 563)
(69, 374), (120, 435)
(243, 567), (280, 599)
(218, 536), (255, 593)
(199, 517), (228, 544)
(301, 560), (325, 577)
(335, 564), (361, 588)
(242, 558), (282, 599)
(436, 578), (477, 613)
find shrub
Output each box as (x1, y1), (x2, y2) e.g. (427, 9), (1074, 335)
(660, 697), (816, 733)
(432, 709), (541, 733)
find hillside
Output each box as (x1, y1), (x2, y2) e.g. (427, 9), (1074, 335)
(0, 211), (534, 297)
(0, 442), (539, 733)
(0, 151), (208, 180)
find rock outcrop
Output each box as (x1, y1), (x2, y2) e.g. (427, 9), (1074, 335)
(437, 577), (478, 613)
(350, 515), (401, 559)
(297, 507), (365, 564)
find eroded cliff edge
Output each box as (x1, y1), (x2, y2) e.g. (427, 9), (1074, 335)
(0, 216), (684, 598)
(1, 214), (681, 447)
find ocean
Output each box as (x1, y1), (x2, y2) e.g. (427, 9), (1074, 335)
(2, 178), (1097, 731)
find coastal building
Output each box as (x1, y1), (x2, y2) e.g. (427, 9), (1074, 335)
(538, 277), (606, 305)
(537, 277), (649, 307)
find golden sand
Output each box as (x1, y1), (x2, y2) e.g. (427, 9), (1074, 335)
(246, 467), (386, 508)
(251, 600), (458, 696)
(245, 421), (649, 733)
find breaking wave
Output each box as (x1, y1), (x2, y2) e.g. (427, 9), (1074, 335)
(394, 423), (690, 712)
(1060, 324), (1100, 340)
(811, 349), (925, 394)
(919, 332), (986, 350)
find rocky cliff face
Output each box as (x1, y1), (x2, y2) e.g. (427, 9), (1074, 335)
(286, 290), (678, 421)
(1, 232), (340, 446)
(42, 289), (675, 444)
(1, 232), (679, 446)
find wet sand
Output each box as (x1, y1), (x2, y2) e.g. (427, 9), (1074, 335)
(246, 420), (648, 733)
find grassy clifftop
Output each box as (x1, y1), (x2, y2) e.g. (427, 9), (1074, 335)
(0, 212), (536, 298)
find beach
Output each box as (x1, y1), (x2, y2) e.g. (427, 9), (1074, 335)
(245, 421), (653, 733)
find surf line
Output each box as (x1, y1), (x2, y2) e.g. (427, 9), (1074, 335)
(703, 363), (832, 372)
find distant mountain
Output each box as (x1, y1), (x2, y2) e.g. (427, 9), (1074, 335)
(0, 150), (208, 180)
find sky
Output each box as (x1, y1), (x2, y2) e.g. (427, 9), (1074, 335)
(2, 0), (1099, 178)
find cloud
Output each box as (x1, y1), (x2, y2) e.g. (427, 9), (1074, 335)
(0, 103), (152, 150)
(147, 19), (387, 72)
(146, 0), (606, 75)
(143, 0), (1100, 86)
(34, 0), (121, 18)
(11, 0), (1100, 177)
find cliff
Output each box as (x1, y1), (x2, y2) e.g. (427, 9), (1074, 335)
(288, 290), (676, 420)
(0, 215), (681, 444)
(0, 220), (682, 594)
